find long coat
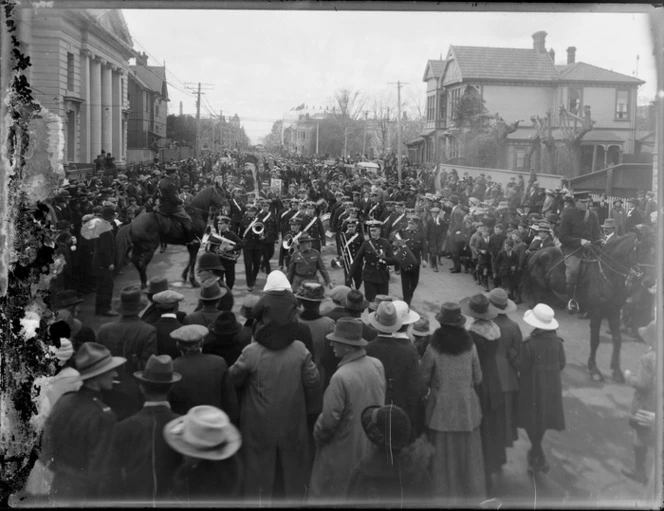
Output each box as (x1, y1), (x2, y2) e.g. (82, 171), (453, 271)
(424, 218), (446, 255)
(518, 329), (566, 434)
(309, 349), (386, 499)
(229, 340), (320, 499)
(114, 404), (182, 500)
(154, 315), (184, 360)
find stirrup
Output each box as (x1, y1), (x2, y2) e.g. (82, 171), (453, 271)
(567, 298), (579, 313)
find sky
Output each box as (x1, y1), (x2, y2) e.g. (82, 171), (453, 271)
(122, 7), (659, 144)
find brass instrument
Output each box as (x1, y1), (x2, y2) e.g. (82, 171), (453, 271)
(251, 222), (265, 237)
(331, 232), (356, 287)
(282, 233), (297, 251)
(285, 215), (318, 250)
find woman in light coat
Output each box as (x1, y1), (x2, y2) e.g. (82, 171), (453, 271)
(421, 302), (485, 501)
(308, 318), (386, 501)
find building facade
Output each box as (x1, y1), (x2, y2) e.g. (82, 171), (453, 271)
(409, 31), (645, 177)
(16, 8), (135, 166)
(126, 52), (169, 164)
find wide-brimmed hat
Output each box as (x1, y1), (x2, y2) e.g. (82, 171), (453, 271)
(295, 281), (326, 301)
(435, 302), (466, 327)
(134, 354), (181, 384)
(460, 294), (498, 320)
(114, 285), (148, 315)
(328, 285), (351, 305)
(638, 320), (657, 345)
(52, 289), (83, 309)
(75, 342), (126, 380)
(361, 404), (411, 452)
(146, 276), (169, 296)
(409, 317), (436, 337)
(368, 294), (393, 311)
(366, 302), (403, 334)
(198, 252), (224, 272)
(486, 288), (517, 314)
(523, 304), (559, 331)
(326, 317), (367, 347)
(343, 289), (369, 311)
(163, 405), (242, 461)
(393, 300), (420, 325)
(601, 218), (616, 230)
(209, 312), (241, 336)
(199, 278), (227, 301)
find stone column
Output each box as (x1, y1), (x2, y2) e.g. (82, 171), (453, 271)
(101, 62), (113, 156)
(111, 67), (122, 160)
(80, 50), (91, 162)
(89, 57), (102, 161)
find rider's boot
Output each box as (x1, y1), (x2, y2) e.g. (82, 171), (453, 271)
(566, 284), (579, 313)
(622, 446), (648, 485)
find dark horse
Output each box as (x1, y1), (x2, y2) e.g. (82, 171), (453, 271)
(125, 186), (225, 289)
(523, 234), (639, 383)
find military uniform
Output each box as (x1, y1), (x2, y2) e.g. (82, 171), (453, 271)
(229, 196), (245, 236)
(41, 387), (120, 500)
(396, 226), (426, 306)
(301, 211), (326, 252)
(338, 226), (364, 289)
(349, 235), (397, 302)
(287, 243), (331, 291)
(215, 225), (243, 290)
(157, 173), (193, 239)
(240, 212), (263, 291)
(382, 209), (409, 240)
(257, 208), (279, 274)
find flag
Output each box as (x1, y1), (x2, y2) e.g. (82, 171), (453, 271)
(295, 103), (305, 111)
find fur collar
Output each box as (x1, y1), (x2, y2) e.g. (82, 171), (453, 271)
(430, 325), (473, 355)
(466, 319), (501, 341)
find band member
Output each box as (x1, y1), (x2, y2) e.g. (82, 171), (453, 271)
(349, 220), (397, 302)
(395, 214), (427, 306)
(240, 204), (263, 292)
(257, 199), (279, 275)
(382, 201), (409, 240)
(339, 218), (364, 289)
(363, 191), (385, 225)
(213, 215), (243, 290)
(228, 188), (246, 236)
(303, 201), (326, 253)
(332, 200), (353, 257)
(279, 216), (302, 270)
(287, 234), (332, 291)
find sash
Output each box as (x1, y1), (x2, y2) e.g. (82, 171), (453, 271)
(391, 213), (405, 232)
(344, 233), (359, 249)
(262, 212), (272, 222)
(233, 199), (241, 211)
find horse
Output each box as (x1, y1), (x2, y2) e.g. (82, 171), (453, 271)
(523, 234), (639, 383)
(123, 186), (226, 289)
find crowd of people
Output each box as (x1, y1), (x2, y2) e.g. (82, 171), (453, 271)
(17, 151), (658, 505)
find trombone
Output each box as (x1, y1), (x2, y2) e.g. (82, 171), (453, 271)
(331, 232), (355, 286)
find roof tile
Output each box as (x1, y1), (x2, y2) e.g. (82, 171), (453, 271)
(451, 46), (558, 82)
(555, 62), (644, 85)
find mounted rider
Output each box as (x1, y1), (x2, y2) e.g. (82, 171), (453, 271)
(558, 191), (601, 312)
(157, 166), (195, 242)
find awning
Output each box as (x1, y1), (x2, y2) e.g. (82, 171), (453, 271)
(405, 136), (424, 146)
(421, 129), (436, 138)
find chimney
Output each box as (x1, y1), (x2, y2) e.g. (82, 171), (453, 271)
(567, 46), (576, 64)
(136, 51), (149, 66)
(548, 48), (555, 63)
(532, 31), (547, 54)
(179, 101), (183, 116)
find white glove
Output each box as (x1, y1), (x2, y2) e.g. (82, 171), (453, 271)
(580, 239), (590, 247)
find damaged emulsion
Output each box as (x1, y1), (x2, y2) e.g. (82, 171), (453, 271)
(1, 0), (60, 505)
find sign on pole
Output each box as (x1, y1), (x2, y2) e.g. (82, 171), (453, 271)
(270, 178), (283, 195)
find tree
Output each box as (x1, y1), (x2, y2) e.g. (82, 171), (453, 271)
(166, 114), (196, 146)
(559, 104), (594, 177)
(330, 88), (365, 157)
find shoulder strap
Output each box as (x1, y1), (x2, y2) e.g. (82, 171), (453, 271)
(92, 397), (113, 414)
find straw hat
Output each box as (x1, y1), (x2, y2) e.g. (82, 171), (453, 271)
(486, 288), (517, 314)
(460, 294), (498, 320)
(163, 405), (242, 461)
(392, 300), (420, 325)
(366, 302), (403, 334)
(523, 304), (559, 331)
(75, 342), (126, 380)
(326, 318), (367, 347)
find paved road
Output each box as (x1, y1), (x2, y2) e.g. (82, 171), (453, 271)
(77, 240), (657, 507)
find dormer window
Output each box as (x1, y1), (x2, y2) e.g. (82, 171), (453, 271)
(615, 89), (630, 120)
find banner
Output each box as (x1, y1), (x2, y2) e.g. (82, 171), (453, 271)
(271, 178), (283, 195)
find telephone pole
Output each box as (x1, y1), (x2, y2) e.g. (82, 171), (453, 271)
(184, 81), (214, 158)
(388, 81), (408, 184)
(362, 110), (369, 158)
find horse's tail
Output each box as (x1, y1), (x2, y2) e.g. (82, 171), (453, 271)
(115, 224), (133, 270)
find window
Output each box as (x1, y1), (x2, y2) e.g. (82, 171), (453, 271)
(155, 101), (159, 116)
(615, 89), (630, 120)
(568, 87), (583, 113)
(515, 149), (526, 169)
(145, 93), (148, 113)
(439, 91), (447, 122)
(449, 88), (461, 120)
(67, 52), (75, 91)
(426, 95), (435, 121)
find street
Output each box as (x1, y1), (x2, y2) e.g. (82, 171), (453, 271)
(78, 240), (654, 507)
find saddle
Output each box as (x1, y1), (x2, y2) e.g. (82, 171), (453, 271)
(153, 210), (193, 242)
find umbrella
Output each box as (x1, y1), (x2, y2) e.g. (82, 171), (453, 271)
(80, 217), (112, 240)
(356, 162), (380, 169)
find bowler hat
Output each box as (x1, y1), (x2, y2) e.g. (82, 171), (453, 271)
(343, 289), (369, 311)
(199, 278), (227, 301)
(115, 285), (148, 315)
(147, 276), (169, 296)
(209, 312), (241, 336)
(52, 289), (83, 309)
(435, 302), (466, 327)
(486, 288), (517, 314)
(75, 342), (126, 381)
(326, 318), (367, 347)
(460, 294), (498, 320)
(134, 354), (181, 384)
(170, 325), (209, 344)
(367, 302), (403, 334)
(295, 282), (326, 301)
(361, 404), (411, 452)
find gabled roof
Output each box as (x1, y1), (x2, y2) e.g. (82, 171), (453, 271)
(422, 59), (446, 82)
(449, 46), (558, 82)
(555, 62), (644, 85)
(129, 65), (169, 100)
(86, 9), (133, 47)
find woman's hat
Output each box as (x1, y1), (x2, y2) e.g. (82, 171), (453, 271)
(361, 404), (411, 452)
(115, 285), (148, 315)
(343, 289), (369, 311)
(163, 405), (242, 461)
(328, 285), (351, 305)
(435, 302), (466, 327)
(146, 276), (169, 296)
(367, 302), (403, 334)
(134, 354), (181, 384)
(326, 317), (367, 347)
(240, 295), (260, 318)
(368, 294), (393, 311)
(199, 278), (227, 301)
(75, 342), (126, 380)
(393, 300), (420, 325)
(486, 288), (517, 314)
(209, 312), (241, 336)
(409, 317), (436, 337)
(523, 304), (559, 331)
(460, 294), (498, 320)
(638, 320), (657, 345)
(295, 281), (326, 301)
